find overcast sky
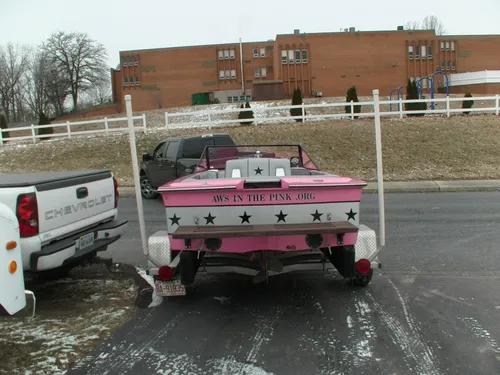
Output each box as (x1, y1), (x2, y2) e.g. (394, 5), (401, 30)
(1, 0), (499, 69)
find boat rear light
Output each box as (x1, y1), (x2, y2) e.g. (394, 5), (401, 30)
(356, 259), (371, 274)
(158, 265), (174, 281)
(16, 193), (39, 238)
(113, 176), (119, 208)
(6, 241), (17, 250)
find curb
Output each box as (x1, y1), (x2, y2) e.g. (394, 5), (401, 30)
(118, 180), (500, 197)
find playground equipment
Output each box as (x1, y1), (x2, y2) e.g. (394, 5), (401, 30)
(390, 71), (449, 111)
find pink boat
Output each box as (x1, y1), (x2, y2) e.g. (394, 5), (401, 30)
(146, 144), (383, 297)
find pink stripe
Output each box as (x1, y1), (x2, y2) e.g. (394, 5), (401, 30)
(162, 186), (363, 207)
(168, 232), (358, 253)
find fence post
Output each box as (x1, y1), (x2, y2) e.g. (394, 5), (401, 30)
(66, 121), (71, 139)
(165, 112), (169, 130)
(0, 128), (3, 145)
(301, 102), (306, 122)
(31, 125), (36, 143)
(496, 94), (499, 116)
(350, 100), (354, 120)
(142, 113), (147, 133)
(399, 97), (403, 119)
(208, 112), (212, 130)
(446, 96), (450, 118)
(104, 117), (109, 136)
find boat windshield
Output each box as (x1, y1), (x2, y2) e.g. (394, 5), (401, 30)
(195, 144), (319, 172)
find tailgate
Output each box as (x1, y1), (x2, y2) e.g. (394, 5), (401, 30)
(36, 171), (116, 240)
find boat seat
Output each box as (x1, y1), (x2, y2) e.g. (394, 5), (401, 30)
(225, 158), (292, 178)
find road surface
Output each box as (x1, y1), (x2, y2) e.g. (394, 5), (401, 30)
(69, 191), (500, 375)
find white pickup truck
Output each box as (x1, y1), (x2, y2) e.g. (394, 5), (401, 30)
(0, 170), (128, 276)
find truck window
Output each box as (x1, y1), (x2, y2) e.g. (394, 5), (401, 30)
(213, 135), (236, 146)
(165, 140), (179, 162)
(152, 142), (167, 160)
(182, 138), (204, 158)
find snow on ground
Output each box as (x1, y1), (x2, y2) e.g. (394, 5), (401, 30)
(0, 266), (138, 375)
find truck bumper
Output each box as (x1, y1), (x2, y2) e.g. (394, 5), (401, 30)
(29, 219), (128, 272)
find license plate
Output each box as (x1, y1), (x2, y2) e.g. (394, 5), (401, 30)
(78, 232), (95, 250)
(155, 279), (186, 297)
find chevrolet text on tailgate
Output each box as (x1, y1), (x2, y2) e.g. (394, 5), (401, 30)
(0, 170), (128, 275)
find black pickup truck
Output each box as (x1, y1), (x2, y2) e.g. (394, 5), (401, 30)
(139, 133), (236, 199)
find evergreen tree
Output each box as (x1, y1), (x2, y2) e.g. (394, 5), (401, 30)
(462, 93), (474, 115)
(38, 112), (54, 140)
(238, 101), (254, 125)
(290, 87), (306, 122)
(0, 114), (9, 143)
(405, 79), (427, 117)
(345, 86), (361, 119)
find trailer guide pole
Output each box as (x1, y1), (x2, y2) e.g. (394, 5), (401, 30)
(125, 95), (149, 256)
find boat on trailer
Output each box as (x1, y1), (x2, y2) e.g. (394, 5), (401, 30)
(145, 143), (383, 297)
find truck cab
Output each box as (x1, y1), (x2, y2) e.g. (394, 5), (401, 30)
(140, 133), (236, 199)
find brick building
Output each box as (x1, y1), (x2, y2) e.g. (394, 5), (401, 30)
(107, 26), (500, 113)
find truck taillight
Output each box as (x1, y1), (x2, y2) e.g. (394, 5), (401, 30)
(113, 177), (119, 208)
(16, 193), (39, 237)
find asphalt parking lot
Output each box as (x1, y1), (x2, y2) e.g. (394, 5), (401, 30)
(68, 191), (500, 375)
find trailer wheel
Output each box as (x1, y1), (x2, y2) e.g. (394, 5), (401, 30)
(351, 269), (373, 287)
(180, 251), (202, 286)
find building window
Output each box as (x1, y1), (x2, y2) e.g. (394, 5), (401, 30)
(122, 56), (128, 67)
(224, 50), (229, 59)
(260, 47), (265, 57)
(446, 61), (450, 70)
(133, 56), (139, 66)
(408, 45), (414, 59)
(445, 41), (450, 51)
(225, 70), (230, 79)
(219, 70), (225, 80)
(135, 75), (140, 85)
(440, 41), (444, 51)
(218, 50), (223, 60)
(230, 49), (235, 59)
(415, 45), (420, 59)
(451, 61), (456, 70)
(253, 48), (258, 57)
(421, 45), (426, 59)
(302, 50), (308, 63)
(254, 68), (260, 78)
(288, 50), (294, 64)
(441, 61), (445, 71)
(231, 69), (236, 79)
(451, 41), (455, 51)
(428, 45), (433, 59)
(124, 76), (129, 86)
(261, 67), (267, 78)
(295, 50), (301, 63)
(281, 50), (287, 64)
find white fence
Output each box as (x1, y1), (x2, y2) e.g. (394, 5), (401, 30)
(164, 94), (500, 130)
(0, 113), (147, 145)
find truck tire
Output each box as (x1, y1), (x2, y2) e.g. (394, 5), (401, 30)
(140, 175), (159, 199)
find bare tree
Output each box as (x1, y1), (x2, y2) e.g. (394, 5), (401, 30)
(405, 15), (447, 35)
(41, 31), (109, 112)
(22, 50), (51, 118)
(0, 42), (31, 122)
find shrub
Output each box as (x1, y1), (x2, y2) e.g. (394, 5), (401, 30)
(238, 101), (254, 125)
(405, 79), (427, 117)
(38, 112), (54, 140)
(0, 114), (9, 143)
(462, 93), (474, 115)
(345, 86), (361, 118)
(290, 87), (306, 122)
